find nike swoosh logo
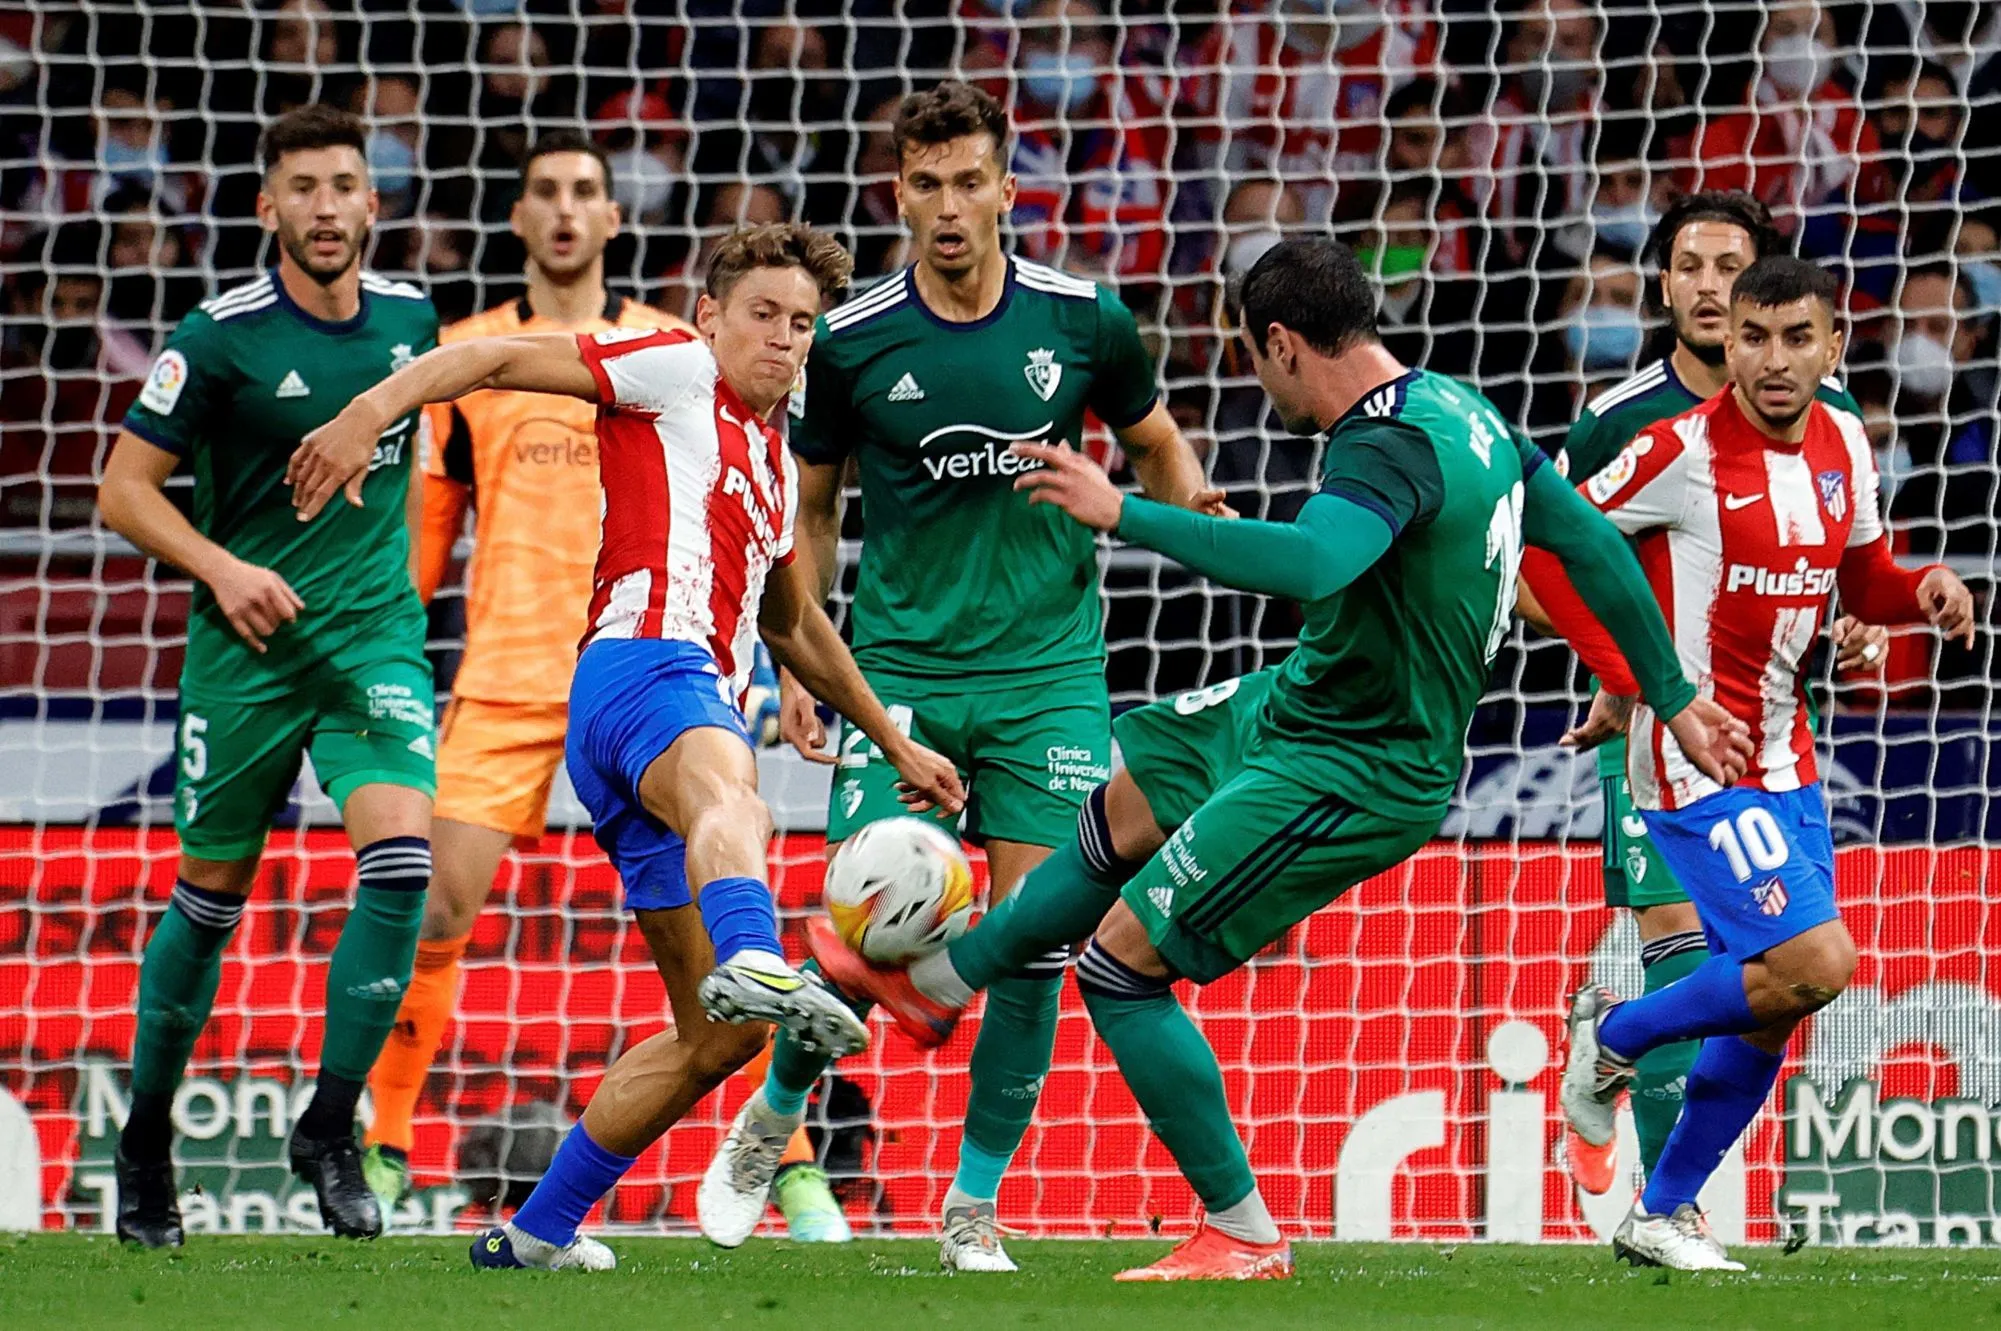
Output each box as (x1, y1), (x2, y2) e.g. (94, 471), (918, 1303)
(1723, 493), (1763, 510)
(732, 965), (804, 993)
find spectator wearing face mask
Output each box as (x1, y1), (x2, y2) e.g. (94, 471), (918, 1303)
(1559, 250), (1650, 394)
(1363, 180), (1479, 379)
(1180, 0), (1438, 220)
(1954, 210), (2001, 318)
(354, 75), (423, 220)
(593, 86), (689, 230)
(1556, 116), (1669, 265)
(1681, 1), (1890, 239)
(1876, 264), (2000, 557)
(1007, 0), (1174, 282)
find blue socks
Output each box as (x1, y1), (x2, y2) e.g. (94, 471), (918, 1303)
(1598, 953), (1758, 1062)
(949, 1138), (1015, 1202)
(1641, 1036), (1784, 1214)
(511, 1124), (637, 1247)
(698, 875), (782, 966)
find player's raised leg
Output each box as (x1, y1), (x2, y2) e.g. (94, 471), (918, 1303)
(474, 902), (767, 1271)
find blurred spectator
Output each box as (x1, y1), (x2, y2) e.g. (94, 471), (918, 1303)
(714, 22), (858, 224)
(1381, 79), (1483, 276)
(1181, 0), (1437, 220)
(1876, 264), (2000, 556)
(655, 182), (787, 320)
(93, 79), (187, 213)
(1556, 116), (1670, 265)
(103, 187), (202, 334)
(262, 0), (346, 115)
(1009, 0), (1173, 282)
(1365, 179), (1479, 378)
(594, 87), (688, 228)
(846, 93), (908, 278)
(0, 223), (146, 527)
(1681, 1), (1889, 242)
(1557, 249), (1649, 396)
(1479, 0), (1604, 265)
(378, 211), (479, 323)
(355, 76), (424, 219)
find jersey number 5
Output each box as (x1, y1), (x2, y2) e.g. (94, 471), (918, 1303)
(1483, 483), (1525, 664)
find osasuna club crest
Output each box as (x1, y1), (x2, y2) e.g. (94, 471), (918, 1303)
(1025, 347), (1062, 402)
(1816, 469), (1848, 522)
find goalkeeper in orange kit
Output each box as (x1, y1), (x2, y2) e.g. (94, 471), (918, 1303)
(357, 130), (832, 1234)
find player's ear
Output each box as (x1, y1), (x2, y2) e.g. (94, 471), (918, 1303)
(605, 197), (623, 239)
(1824, 318), (1845, 373)
(695, 292), (719, 338)
(254, 184), (278, 235)
(999, 171), (1017, 212)
(892, 174), (907, 224)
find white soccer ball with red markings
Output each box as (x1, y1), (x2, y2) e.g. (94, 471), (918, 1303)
(824, 818), (976, 964)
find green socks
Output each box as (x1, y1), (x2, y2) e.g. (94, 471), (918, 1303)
(1633, 931), (1708, 1176)
(936, 836), (1126, 997)
(1075, 940), (1256, 1213)
(318, 838), (430, 1083)
(958, 970), (1063, 1177)
(122, 881), (247, 1162)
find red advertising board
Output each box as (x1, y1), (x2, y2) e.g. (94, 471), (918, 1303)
(2, 828), (1996, 1242)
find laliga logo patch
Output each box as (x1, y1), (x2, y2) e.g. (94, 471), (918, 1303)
(138, 350), (188, 415)
(1024, 347), (1062, 402)
(1817, 469), (1848, 522)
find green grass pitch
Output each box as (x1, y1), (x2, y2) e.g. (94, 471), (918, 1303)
(3, 1235), (1999, 1330)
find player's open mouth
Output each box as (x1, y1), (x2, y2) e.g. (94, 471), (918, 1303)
(933, 232), (967, 257)
(308, 230), (345, 254)
(550, 229), (577, 253)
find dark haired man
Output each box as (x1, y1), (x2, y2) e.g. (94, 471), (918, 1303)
(806, 237), (1750, 1280)
(1533, 257), (1973, 1269)
(298, 222), (964, 1272)
(1549, 191), (1884, 1194)
(97, 103), (441, 1246)
(356, 130), (690, 1217)
(694, 80), (1218, 1271)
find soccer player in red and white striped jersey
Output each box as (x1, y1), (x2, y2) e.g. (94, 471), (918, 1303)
(1525, 256), (1974, 1271)
(294, 223), (964, 1272)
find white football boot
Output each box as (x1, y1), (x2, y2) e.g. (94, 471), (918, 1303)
(698, 958), (870, 1057)
(1613, 1203), (1746, 1272)
(939, 1199), (1018, 1273)
(1559, 985), (1636, 1151)
(698, 1089), (803, 1248)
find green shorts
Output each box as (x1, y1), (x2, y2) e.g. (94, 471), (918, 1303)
(1598, 737), (1685, 909)
(174, 632), (437, 862)
(1115, 671), (1436, 984)
(828, 667), (1111, 848)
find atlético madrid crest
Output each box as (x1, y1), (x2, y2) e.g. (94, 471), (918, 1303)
(1817, 469), (1848, 522)
(1025, 347), (1062, 402)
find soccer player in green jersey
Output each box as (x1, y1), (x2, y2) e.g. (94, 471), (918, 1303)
(1540, 190), (1887, 1193)
(695, 81), (1216, 1269)
(807, 237), (1754, 1280)
(96, 105), (440, 1246)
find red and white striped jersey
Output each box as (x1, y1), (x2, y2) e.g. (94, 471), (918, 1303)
(574, 326), (797, 702)
(1583, 389), (1881, 811)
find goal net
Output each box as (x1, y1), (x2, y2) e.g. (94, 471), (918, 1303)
(2, 0), (1998, 1246)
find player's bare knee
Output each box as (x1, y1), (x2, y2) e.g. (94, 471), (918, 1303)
(1101, 772), (1167, 865)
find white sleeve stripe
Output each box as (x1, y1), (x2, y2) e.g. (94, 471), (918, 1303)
(205, 295), (278, 322)
(1584, 362), (1668, 415)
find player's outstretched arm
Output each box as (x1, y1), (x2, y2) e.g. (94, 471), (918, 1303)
(288, 333), (597, 520)
(1011, 441), (1388, 601)
(99, 430), (304, 654)
(1115, 402), (1233, 515)
(758, 559), (966, 815)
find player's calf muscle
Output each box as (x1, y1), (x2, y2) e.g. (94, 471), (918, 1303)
(418, 819), (514, 939)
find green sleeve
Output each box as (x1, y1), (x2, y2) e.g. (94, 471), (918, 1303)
(1520, 461), (1696, 719)
(1818, 376), (1864, 417)
(1087, 286), (1159, 429)
(1558, 407), (1624, 483)
(789, 323), (854, 466)
(1320, 418), (1446, 534)
(121, 311), (224, 458)
(1116, 491), (1393, 602)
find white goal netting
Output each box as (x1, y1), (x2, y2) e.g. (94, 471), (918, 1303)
(1, 0), (1998, 1245)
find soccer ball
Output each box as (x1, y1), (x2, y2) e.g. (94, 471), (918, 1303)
(824, 817), (977, 964)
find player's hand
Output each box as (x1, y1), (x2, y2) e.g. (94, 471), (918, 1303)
(1829, 615), (1889, 672)
(1010, 442), (1124, 531)
(778, 668), (836, 765)
(206, 555), (305, 654)
(1190, 486), (1238, 519)
(1665, 695), (1755, 787)
(1559, 690), (1634, 752)
(288, 399), (387, 521)
(886, 739), (966, 816)
(1918, 566), (1977, 647)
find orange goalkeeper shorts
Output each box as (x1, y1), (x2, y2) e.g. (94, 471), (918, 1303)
(433, 698), (569, 841)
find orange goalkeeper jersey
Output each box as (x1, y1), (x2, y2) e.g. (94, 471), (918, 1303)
(423, 293), (690, 705)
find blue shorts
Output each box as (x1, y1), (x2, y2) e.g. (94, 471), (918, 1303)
(566, 638), (752, 913)
(1640, 784), (1840, 961)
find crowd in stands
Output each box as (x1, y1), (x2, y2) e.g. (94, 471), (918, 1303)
(1, 1), (1995, 685)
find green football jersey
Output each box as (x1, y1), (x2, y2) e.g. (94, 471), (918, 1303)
(122, 269), (439, 699)
(791, 255), (1160, 681)
(1262, 370), (1534, 819)
(1561, 356), (1861, 773)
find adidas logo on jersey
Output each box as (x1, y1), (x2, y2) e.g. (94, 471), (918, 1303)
(345, 976), (406, 1000)
(1147, 885), (1174, 918)
(407, 733), (435, 759)
(275, 370), (311, 399)
(887, 372), (925, 402)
